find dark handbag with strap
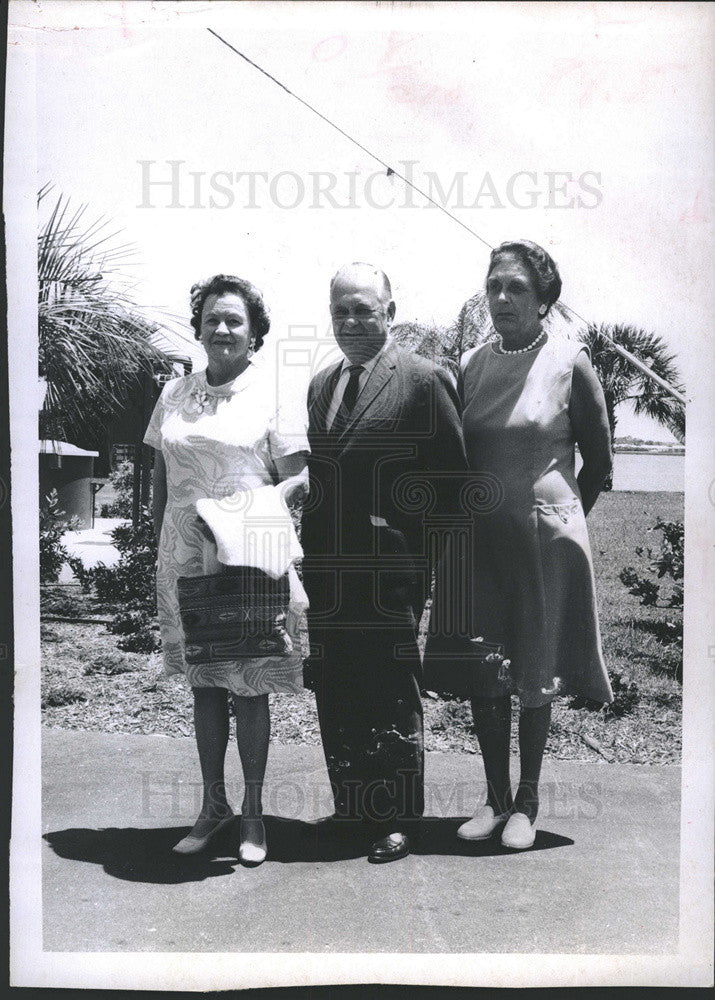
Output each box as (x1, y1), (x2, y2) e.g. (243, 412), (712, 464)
(177, 567), (292, 664)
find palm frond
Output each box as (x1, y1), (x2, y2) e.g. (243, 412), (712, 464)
(391, 321), (459, 377)
(580, 323), (685, 442)
(38, 189), (173, 443)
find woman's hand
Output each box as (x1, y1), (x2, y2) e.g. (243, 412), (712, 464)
(569, 350), (613, 515)
(274, 452), (309, 507)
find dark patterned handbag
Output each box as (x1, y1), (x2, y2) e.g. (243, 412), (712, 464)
(177, 566), (292, 664)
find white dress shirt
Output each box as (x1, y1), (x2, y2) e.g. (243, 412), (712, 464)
(325, 339), (391, 430)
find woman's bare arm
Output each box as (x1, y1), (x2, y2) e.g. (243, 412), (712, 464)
(569, 351), (613, 516)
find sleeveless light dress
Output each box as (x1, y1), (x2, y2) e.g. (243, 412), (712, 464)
(143, 358), (309, 696)
(443, 336), (613, 707)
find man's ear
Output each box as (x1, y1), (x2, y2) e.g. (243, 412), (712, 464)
(386, 300), (396, 324)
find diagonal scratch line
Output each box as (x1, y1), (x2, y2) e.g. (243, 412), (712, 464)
(206, 28), (688, 407)
(207, 27), (494, 251)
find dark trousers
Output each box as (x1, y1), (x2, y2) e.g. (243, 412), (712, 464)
(310, 626), (425, 829)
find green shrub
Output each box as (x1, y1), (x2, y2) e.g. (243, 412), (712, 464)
(82, 509), (158, 613)
(108, 608), (160, 653)
(569, 669), (641, 718)
(70, 506), (156, 611)
(604, 671), (641, 718)
(620, 518), (684, 613)
(67, 555), (94, 593)
(619, 567), (660, 606)
(429, 699), (473, 733)
(40, 490), (78, 583)
(100, 461), (134, 518)
(42, 683), (88, 707)
(619, 517), (683, 682)
(41, 587), (82, 617)
(40, 624), (61, 643)
(649, 518), (684, 608)
(70, 493), (160, 652)
(84, 651), (137, 675)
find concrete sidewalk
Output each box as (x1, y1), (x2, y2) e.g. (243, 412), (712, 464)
(42, 727), (680, 954)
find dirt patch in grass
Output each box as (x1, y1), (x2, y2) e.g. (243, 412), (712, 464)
(42, 492), (683, 765)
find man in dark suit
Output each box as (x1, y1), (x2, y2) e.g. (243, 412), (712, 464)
(302, 262), (467, 864)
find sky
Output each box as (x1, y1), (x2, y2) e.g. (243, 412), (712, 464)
(15, 0), (715, 439)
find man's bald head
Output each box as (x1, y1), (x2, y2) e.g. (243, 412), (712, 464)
(330, 262), (392, 302)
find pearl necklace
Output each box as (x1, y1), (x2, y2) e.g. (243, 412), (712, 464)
(496, 329), (546, 355)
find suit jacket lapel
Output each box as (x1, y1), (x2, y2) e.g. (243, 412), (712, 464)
(335, 346), (397, 445)
(309, 362), (341, 435)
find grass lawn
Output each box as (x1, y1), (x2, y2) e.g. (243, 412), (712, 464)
(41, 490), (683, 764)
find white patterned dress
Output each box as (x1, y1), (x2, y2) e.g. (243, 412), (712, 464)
(143, 358), (309, 695)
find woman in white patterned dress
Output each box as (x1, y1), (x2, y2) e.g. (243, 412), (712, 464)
(144, 274), (309, 864)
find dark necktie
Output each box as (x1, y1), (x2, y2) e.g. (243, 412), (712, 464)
(330, 364), (363, 434)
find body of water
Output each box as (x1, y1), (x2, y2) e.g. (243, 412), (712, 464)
(612, 451), (684, 492)
(577, 451), (685, 492)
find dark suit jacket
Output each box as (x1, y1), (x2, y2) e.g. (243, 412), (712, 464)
(302, 342), (467, 671)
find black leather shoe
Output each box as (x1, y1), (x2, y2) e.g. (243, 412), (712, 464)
(367, 832), (410, 864)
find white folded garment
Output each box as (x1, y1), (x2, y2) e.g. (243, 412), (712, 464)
(196, 485), (303, 579)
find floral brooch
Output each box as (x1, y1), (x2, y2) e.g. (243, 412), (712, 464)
(188, 386), (210, 414)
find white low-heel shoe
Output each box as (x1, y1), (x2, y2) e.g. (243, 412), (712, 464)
(238, 818), (267, 867)
(500, 812), (536, 850)
(172, 813), (235, 855)
(456, 805), (510, 841)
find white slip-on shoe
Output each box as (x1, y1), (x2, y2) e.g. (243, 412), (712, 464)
(172, 813), (235, 855)
(456, 805), (510, 841)
(500, 812), (536, 850)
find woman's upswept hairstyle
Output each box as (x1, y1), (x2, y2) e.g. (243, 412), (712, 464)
(189, 274), (270, 350)
(487, 240), (562, 316)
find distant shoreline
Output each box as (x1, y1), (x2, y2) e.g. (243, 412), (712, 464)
(614, 445), (685, 456)
(577, 444), (685, 456)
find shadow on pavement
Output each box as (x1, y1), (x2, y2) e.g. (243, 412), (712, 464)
(42, 815), (370, 883)
(43, 823), (239, 885)
(44, 814), (573, 883)
(415, 817), (574, 856)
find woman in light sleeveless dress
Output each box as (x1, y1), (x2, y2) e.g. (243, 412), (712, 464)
(145, 274), (309, 864)
(427, 241), (613, 850)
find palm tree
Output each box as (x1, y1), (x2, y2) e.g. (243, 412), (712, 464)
(38, 186), (171, 448)
(580, 323), (685, 448)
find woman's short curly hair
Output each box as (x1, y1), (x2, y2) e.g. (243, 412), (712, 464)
(486, 240), (562, 315)
(189, 274), (270, 350)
